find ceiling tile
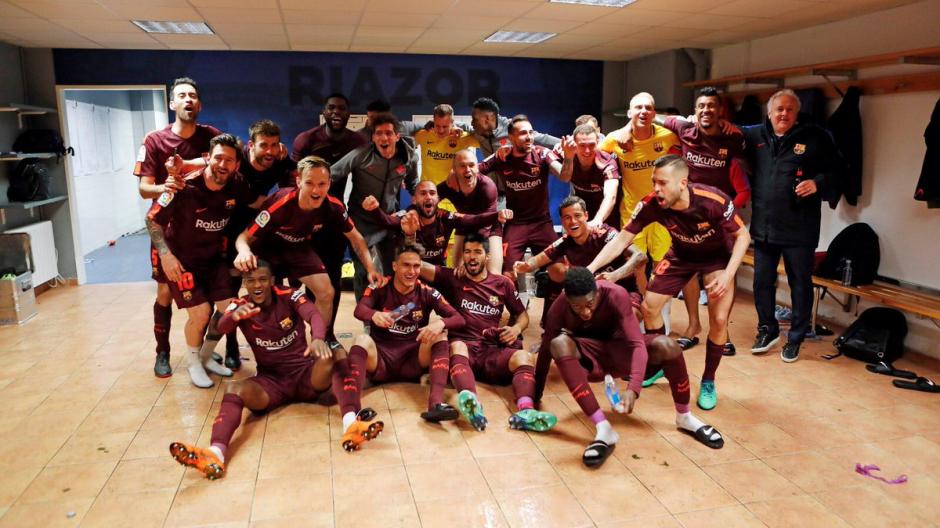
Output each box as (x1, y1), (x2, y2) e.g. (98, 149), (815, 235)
(628, 0), (733, 10)
(0, 17), (65, 32)
(406, 46), (469, 56)
(210, 22), (285, 37)
(500, 17), (585, 33)
(447, 0), (542, 18)
(50, 19), (141, 34)
(84, 31), (161, 44)
(290, 43), (350, 52)
(666, 13), (763, 30)
(188, 0), (267, 6)
(280, 0), (365, 10)
(536, 33), (615, 48)
(198, 8), (283, 25)
(281, 10), (361, 25)
(358, 11), (438, 28)
(461, 41), (535, 56)
(227, 35), (289, 50)
(0, 1), (35, 18)
(351, 35), (420, 48)
(99, 0), (191, 6)
(11, 1), (121, 19)
(364, 0), (454, 14)
(106, 5), (204, 20)
(286, 24), (356, 40)
(410, 28), (488, 49)
(522, 2), (618, 22)
(432, 14), (506, 31)
(348, 44), (408, 53)
(628, 26), (706, 41)
(354, 26), (425, 39)
(707, 0), (818, 18)
(597, 7), (686, 25)
(152, 33), (229, 49)
(567, 22), (644, 38)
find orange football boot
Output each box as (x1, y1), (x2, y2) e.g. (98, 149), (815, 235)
(169, 442), (226, 480)
(341, 407), (384, 452)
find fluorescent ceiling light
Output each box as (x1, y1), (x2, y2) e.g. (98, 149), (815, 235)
(484, 31), (556, 44)
(132, 20), (214, 35)
(550, 0), (637, 6)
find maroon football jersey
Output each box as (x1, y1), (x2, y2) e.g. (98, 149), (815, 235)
(147, 171), (257, 267)
(134, 124), (221, 185)
(625, 183), (744, 263)
(478, 147), (553, 224)
(663, 117), (746, 198)
(218, 287), (324, 375)
(247, 188), (353, 246)
(371, 207), (499, 265)
(291, 125), (367, 165)
(544, 224), (638, 291)
(436, 174), (498, 216)
(550, 150), (620, 219)
(354, 281), (464, 345)
(430, 266), (526, 343)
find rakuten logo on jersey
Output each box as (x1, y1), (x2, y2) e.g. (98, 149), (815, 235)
(671, 228), (716, 245)
(389, 323), (418, 335)
(195, 218), (228, 231)
(255, 329), (298, 350)
(623, 160), (655, 171)
(505, 179), (542, 191)
(460, 298), (501, 316)
(276, 231), (307, 243)
(685, 152), (727, 168)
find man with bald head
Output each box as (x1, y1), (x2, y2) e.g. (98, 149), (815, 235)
(743, 89), (844, 363)
(586, 155), (750, 410)
(438, 149), (503, 272)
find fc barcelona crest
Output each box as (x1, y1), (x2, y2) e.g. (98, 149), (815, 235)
(411, 310), (423, 321)
(794, 143), (806, 155)
(489, 295), (500, 306)
(653, 142), (664, 152)
(280, 317), (293, 330)
(718, 148), (728, 158)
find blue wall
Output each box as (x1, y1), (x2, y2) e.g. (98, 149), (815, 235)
(54, 49), (604, 222)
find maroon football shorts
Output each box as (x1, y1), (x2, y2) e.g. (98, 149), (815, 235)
(371, 341), (424, 384)
(167, 260), (233, 309)
(572, 335), (652, 382)
(255, 244), (327, 279)
(646, 251), (728, 297)
(251, 360), (322, 411)
(465, 340), (520, 385)
(501, 220), (557, 273)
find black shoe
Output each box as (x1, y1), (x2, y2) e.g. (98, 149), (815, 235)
(421, 403), (459, 423)
(750, 326), (780, 354)
(211, 352), (223, 364)
(781, 341), (801, 363)
(154, 351), (172, 378)
(224, 348), (241, 371)
(722, 342), (736, 356)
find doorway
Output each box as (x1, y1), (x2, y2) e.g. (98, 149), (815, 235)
(57, 86), (167, 284)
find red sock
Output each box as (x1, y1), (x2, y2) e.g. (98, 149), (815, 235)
(646, 325), (666, 335)
(333, 345), (366, 415)
(555, 355), (600, 417)
(428, 341), (449, 409)
(449, 354), (476, 394)
(702, 340), (723, 382)
(210, 393), (244, 459)
(153, 302), (172, 354)
(660, 355), (691, 413)
(512, 364), (536, 409)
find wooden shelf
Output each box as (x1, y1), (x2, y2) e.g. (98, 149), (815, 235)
(685, 46), (940, 102)
(0, 196), (67, 209)
(0, 103), (57, 128)
(0, 152), (58, 161)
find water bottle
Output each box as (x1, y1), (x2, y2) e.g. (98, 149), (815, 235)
(521, 248), (536, 296)
(842, 259), (853, 287)
(604, 374), (626, 413)
(389, 301), (415, 323)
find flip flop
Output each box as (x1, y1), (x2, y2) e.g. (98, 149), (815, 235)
(892, 377), (940, 393)
(866, 361), (917, 380)
(582, 440), (616, 468)
(676, 336), (700, 350)
(679, 425), (724, 449)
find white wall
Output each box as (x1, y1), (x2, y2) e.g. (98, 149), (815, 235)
(712, 0), (940, 358)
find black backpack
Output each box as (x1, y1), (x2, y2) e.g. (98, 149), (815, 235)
(816, 223), (880, 286)
(833, 307), (908, 363)
(12, 129), (72, 159)
(6, 159), (50, 202)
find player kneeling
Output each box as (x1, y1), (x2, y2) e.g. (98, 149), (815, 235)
(168, 260), (369, 479)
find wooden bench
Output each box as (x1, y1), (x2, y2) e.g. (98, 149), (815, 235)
(741, 249), (940, 330)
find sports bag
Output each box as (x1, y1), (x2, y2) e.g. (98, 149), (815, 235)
(832, 307), (908, 363)
(12, 129), (73, 158)
(816, 223), (880, 286)
(6, 159), (50, 202)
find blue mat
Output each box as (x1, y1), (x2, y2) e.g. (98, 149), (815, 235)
(84, 233), (152, 284)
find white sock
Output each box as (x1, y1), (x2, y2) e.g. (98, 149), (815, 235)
(208, 445), (224, 463)
(676, 412), (706, 432)
(342, 412), (357, 431)
(594, 420), (619, 445)
(204, 358), (232, 377)
(661, 301), (672, 335)
(188, 346), (213, 388)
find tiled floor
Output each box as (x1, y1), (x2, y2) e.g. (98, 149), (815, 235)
(1, 282), (939, 527)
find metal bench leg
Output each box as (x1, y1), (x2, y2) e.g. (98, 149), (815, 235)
(811, 285), (823, 331)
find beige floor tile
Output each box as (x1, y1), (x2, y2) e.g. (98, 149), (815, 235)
(614, 435), (697, 472)
(179, 444), (261, 487)
(495, 484), (593, 528)
(567, 472), (670, 524)
(263, 413), (330, 446)
(0, 466), (43, 508)
(48, 431), (136, 467)
(75, 405), (151, 436)
(0, 497), (94, 528)
(415, 492), (508, 528)
(477, 452), (563, 492)
(124, 426), (201, 460)
(660, 429), (756, 467)
(703, 459), (801, 502)
(673, 505), (765, 527)
(18, 461), (117, 504)
(875, 435), (940, 475)
(405, 458), (491, 501)
(251, 475), (333, 521)
(814, 485), (930, 527)
(746, 495), (851, 528)
(80, 489), (175, 528)
(462, 427), (542, 458)
(762, 451), (861, 493)
(334, 490), (420, 528)
(102, 458), (185, 494)
(728, 422), (807, 458)
(140, 403), (212, 431)
(250, 514), (333, 528)
(257, 441), (331, 479)
(595, 515), (682, 528)
(165, 478), (254, 526)
(632, 467), (737, 514)
(396, 420), (474, 464)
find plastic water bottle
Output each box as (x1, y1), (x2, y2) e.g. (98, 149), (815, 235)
(521, 248), (536, 296)
(842, 259), (853, 286)
(389, 301), (415, 323)
(604, 374), (626, 413)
